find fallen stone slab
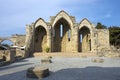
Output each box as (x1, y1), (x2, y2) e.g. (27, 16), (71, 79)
(26, 67), (49, 78)
(41, 58), (52, 64)
(91, 58), (104, 63)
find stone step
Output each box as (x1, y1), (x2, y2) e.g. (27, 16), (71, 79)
(33, 52), (97, 58)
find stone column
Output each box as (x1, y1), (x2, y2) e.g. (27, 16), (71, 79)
(72, 25), (78, 53)
(25, 25), (30, 57)
(25, 24), (34, 57)
(31, 24), (35, 53)
(8, 47), (16, 62)
(47, 26), (52, 52)
(91, 29), (97, 52)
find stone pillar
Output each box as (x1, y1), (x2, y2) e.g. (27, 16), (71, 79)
(72, 25), (78, 53)
(25, 24), (34, 57)
(7, 47), (16, 62)
(31, 24), (35, 53)
(47, 26), (52, 52)
(91, 30), (97, 52)
(25, 25), (31, 57)
(51, 28), (54, 52)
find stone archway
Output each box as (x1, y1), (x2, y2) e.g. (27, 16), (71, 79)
(78, 26), (91, 52)
(53, 18), (71, 52)
(0, 39), (14, 46)
(34, 26), (47, 52)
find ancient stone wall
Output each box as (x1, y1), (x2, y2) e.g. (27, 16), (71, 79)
(96, 29), (110, 51)
(15, 35), (25, 47)
(25, 10), (110, 56)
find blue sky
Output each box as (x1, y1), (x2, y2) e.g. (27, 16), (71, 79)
(0, 0), (120, 37)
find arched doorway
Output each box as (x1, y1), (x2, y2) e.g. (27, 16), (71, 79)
(53, 18), (71, 52)
(78, 26), (91, 52)
(34, 26), (47, 52)
(0, 39), (13, 49)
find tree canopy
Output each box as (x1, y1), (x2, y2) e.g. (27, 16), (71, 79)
(109, 26), (120, 47)
(96, 22), (107, 29)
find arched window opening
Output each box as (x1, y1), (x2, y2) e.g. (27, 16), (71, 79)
(60, 24), (63, 38)
(68, 29), (71, 41)
(89, 40), (91, 51)
(78, 26), (91, 52)
(80, 34), (82, 43)
(53, 18), (71, 52)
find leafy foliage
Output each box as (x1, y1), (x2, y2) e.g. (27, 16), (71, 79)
(44, 46), (50, 53)
(96, 22), (107, 29)
(109, 26), (120, 46)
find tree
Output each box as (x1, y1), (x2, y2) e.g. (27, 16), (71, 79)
(96, 22), (107, 29)
(109, 26), (120, 47)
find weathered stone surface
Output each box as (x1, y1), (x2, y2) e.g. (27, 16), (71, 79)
(26, 67), (49, 78)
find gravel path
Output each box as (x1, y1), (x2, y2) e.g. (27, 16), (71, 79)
(0, 57), (120, 80)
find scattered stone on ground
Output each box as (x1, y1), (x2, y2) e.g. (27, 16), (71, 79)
(91, 58), (104, 63)
(41, 58), (52, 64)
(26, 66), (49, 78)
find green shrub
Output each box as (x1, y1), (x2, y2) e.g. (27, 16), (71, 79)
(44, 46), (50, 53)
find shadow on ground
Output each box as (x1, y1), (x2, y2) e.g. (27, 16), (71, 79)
(0, 63), (33, 71)
(0, 66), (120, 80)
(45, 67), (120, 80)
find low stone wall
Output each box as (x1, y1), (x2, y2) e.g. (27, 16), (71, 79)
(33, 52), (97, 57)
(0, 50), (10, 61)
(0, 48), (16, 62)
(16, 48), (25, 57)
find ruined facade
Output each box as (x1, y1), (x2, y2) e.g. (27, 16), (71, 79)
(25, 10), (110, 56)
(0, 34), (26, 60)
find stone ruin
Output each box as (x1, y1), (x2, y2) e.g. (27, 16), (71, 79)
(1, 10), (119, 64)
(0, 34), (25, 65)
(25, 10), (110, 56)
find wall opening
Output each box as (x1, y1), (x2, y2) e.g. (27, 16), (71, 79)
(34, 26), (47, 52)
(68, 29), (71, 41)
(78, 26), (91, 52)
(80, 34), (82, 43)
(60, 24), (63, 38)
(53, 18), (71, 52)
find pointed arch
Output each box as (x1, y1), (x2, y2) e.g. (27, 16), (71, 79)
(34, 18), (49, 52)
(34, 26), (47, 52)
(34, 18), (48, 31)
(52, 10), (73, 28)
(79, 18), (94, 33)
(78, 18), (94, 52)
(52, 11), (73, 52)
